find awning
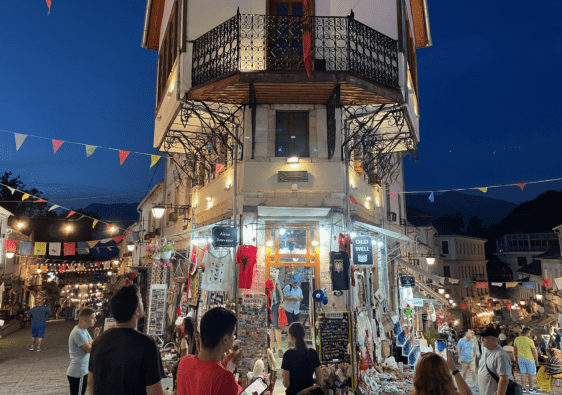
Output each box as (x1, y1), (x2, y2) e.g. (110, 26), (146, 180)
(414, 279), (450, 305)
(396, 257), (445, 285)
(257, 206), (331, 218)
(353, 220), (414, 242)
(537, 314), (558, 327)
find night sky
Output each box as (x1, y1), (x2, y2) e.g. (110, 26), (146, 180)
(0, 1), (561, 209)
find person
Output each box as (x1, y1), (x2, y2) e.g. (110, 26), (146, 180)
(67, 307), (100, 395)
(555, 328), (562, 350)
(87, 284), (165, 395)
(467, 330), (482, 371)
(456, 332), (477, 384)
(54, 301), (62, 319)
(514, 327), (539, 393)
(282, 276), (303, 327)
(412, 351), (473, 395)
(270, 270), (285, 358)
(28, 297), (51, 351)
(499, 332), (507, 347)
(281, 322), (322, 395)
(176, 307), (239, 395)
(179, 315), (200, 358)
(477, 327), (512, 395)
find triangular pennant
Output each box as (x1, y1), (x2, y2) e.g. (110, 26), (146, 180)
(516, 183), (526, 190)
(349, 194), (357, 205)
(92, 219), (98, 229)
(46, 0), (51, 14)
(429, 192), (434, 203)
(107, 247), (112, 251)
(52, 139), (64, 153)
(106, 223), (111, 230)
(48, 205), (60, 211)
(85, 145), (97, 157)
(77, 215), (87, 220)
(389, 192), (397, 199)
(14, 133), (27, 151)
(87, 240), (99, 248)
(119, 150), (130, 165)
(8, 187), (15, 195)
(215, 163), (225, 174)
(150, 155), (160, 168)
(66, 210), (76, 218)
(113, 235), (125, 243)
(34, 199), (46, 203)
(21, 193), (30, 201)
(477, 187), (488, 193)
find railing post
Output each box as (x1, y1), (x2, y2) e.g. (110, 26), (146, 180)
(237, 11), (241, 72)
(346, 16), (351, 73)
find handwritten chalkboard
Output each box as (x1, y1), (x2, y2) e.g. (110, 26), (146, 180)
(318, 312), (351, 364)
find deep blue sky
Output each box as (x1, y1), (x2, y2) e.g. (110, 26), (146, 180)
(0, 1), (560, 208)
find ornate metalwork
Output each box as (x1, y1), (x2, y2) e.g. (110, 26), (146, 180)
(341, 104), (417, 186)
(191, 14), (399, 90)
(162, 97), (245, 186)
(326, 84), (340, 159)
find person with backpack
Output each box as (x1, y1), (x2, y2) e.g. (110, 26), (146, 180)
(477, 327), (514, 395)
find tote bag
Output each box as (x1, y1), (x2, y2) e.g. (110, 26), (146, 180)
(278, 308), (289, 327)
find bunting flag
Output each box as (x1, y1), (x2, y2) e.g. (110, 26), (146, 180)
(476, 282), (488, 289)
(22, 193), (30, 201)
(34, 198), (46, 203)
(478, 187), (488, 193)
(34, 242), (47, 255)
(64, 242), (76, 256)
(46, 0), (51, 14)
(487, 306), (494, 312)
(506, 282), (518, 288)
(49, 242), (61, 256)
(523, 281), (535, 289)
(41, 265), (48, 273)
(18, 241), (32, 256)
(150, 155), (160, 168)
(112, 235), (125, 243)
(86, 145), (97, 157)
(516, 183), (526, 190)
(429, 192), (434, 203)
(389, 192), (397, 199)
(92, 219), (98, 229)
(49, 204), (60, 211)
(302, 0), (312, 77)
(14, 133), (27, 151)
(554, 277), (562, 291)
(4, 239), (17, 252)
(349, 194), (357, 205)
(539, 279), (551, 289)
(491, 282), (503, 287)
(507, 304), (511, 310)
(87, 240), (99, 248)
(215, 163), (225, 174)
(107, 247), (112, 251)
(119, 150), (130, 165)
(59, 265), (66, 273)
(52, 139), (64, 153)
(105, 223), (111, 231)
(77, 242), (89, 255)
(7, 186), (15, 195)
(462, 280), (471, 288)
(66, 210), (76, 218)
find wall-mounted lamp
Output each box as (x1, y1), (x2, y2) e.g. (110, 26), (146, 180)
(193, 200), (198, 208)
(151, 205), (166, 219)
(17, 222), (24, 230)
(350, 232), (357, 238)
(206, 197), (212, 202)
(127, 244), (135, 252)
(520, 300), (526, 305)
(6, 251), (14, 259)
(445, 293), (450, 299)
(536, 294), (543, 300)
(225, 180), (232, 190)
(312, 240), (319, 247)
(287, 157), (299, 163)
(438, 289), (445, 294)
(425, 254), (436, 265)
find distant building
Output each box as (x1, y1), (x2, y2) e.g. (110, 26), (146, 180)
(495, 232), (559, 276)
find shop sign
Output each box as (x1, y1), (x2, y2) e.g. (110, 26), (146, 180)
(400, 275), (416, 288)
(351, 236), (373, 265)
(412, 298), (424, 307)
(211, 226), (238, 247)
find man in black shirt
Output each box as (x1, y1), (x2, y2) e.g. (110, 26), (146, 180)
(88, 284), (165, 395)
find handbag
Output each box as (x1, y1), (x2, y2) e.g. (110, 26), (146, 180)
(485, 357), (523, 395)
(278, 308), (289, 327)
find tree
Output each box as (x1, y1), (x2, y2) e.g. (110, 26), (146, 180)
(466, 216), (484, 237)
(432, 212), (465, 235)
(0, 172), (48, 217)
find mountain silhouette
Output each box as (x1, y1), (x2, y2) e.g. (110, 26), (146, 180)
(80, 202), (139, 229)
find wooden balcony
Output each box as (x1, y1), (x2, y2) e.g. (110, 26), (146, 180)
(188, 14), (403, 106)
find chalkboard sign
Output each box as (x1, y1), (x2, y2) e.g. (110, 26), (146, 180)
(400, 275), (416, 287)
(352, 236), (373, 265)
(212, 226), (238, 247)
(318, 312), (352, 364)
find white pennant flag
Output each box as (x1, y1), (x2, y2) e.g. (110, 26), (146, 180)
(14, 133), (27, 151)
(8, 187), (15, 195)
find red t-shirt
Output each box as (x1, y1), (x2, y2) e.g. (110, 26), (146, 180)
(177, 355), (238, 395)
(338, 233), (353, 255)
(236, 245), (257, 289)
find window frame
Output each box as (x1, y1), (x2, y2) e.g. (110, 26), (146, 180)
(441, 241), (449, 255)
(275, 111), (310, 157)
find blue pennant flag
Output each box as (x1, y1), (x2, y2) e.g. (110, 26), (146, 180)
(429, 192), (434, 203)
(462, 280), (471, 288)
(523, 281), (535, 289)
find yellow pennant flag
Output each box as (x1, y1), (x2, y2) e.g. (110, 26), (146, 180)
(92, 219), (98, 229)
(150, 155), (161, 168)
(87, 240), (99, 248)
(22, 193), (30, 201)
(477, 187), (488, 193)
(506, 282), (518, 288)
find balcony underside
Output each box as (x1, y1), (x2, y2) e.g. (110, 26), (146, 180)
(188, 71), (402, 105)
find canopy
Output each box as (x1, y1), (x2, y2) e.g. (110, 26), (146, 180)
(396, 257), (445, 285)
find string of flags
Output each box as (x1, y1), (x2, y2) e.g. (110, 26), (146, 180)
(2, 129), (162, 168)
(4, 237), (126, 257)
(0, 181), (132, 233)
(457, 279), (553, 290)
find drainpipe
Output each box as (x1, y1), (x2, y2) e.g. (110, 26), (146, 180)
(141, 0), (154, 49)
(176, 0), (184, 104)
(344, 120), (351, 230)
(422, 0), (433, 47)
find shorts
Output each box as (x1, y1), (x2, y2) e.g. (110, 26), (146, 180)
(31, 323), (46, 338)
(68, 374), (88, 395)
(271, 303), (280, 329)
(518, 357), (537, 375)
(286, 311), (300, 326)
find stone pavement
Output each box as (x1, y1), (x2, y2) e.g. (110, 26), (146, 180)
(0, 319), (89, 395)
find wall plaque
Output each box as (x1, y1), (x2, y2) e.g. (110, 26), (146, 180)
(278, 171), (308, 182)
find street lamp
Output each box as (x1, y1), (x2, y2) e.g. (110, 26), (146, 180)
(520, 300), (526, 305)
(6, 251), (14, 259)
(109, 226), (116, 234)
(127, 244), (135, 252)
(151, 205), (166, 219)
(536, 294), (543, 300)
(17, 222), (24, 230)
(438, 289), (445, 294)
(445, 293), (450, 299)
(425, 254), (436, 265)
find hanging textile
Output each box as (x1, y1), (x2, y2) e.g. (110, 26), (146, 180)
(201, 249), (233, 292)
(236, 244), (257, 289)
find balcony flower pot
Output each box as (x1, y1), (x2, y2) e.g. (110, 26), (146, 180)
(161, 251), (172, 260)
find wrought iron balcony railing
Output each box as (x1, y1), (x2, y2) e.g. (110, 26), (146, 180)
(191, 13), (399, 90)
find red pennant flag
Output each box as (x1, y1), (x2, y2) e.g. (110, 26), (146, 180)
(52, 139), (64, 153)
(349, 194), (358, 205)
(516, 183), (526, 190)
(476, 282), (488, 289)
(34, 199), (46, 203)
(113, 235), (125, 243)
(4, 239), (17, 252)
(302, 0), (312, 77)
(215, 163), (225, 174)
(66, 210), (76, 218)
(106, 223), (111, 230)
(119, 150), (130, 165)
(389, 192), (397, 199)
(539, 279), (551, 289)
(46, 0), (51, 14)
(107, 247), (112, 251)
(487, 306), (493, 312)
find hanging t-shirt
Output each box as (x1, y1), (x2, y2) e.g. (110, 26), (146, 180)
(236, 245), (257, 289)
(338, 233), (353, 255)
(330, 251), (350, 290)
(190, 246), (197, 265)
(201, 249), (233, 292)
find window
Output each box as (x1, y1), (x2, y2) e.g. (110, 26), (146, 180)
(517, 257), (527, 267)
(443, 266), (450, 277)
(441, 241), (449, 255)
(412, 259), (420, 267)
(156, 0), (179, 110)
(275, 112), (309, 157)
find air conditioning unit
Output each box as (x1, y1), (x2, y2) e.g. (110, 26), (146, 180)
(387, 212), (397, 222)
(169, 212), (178, 222)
